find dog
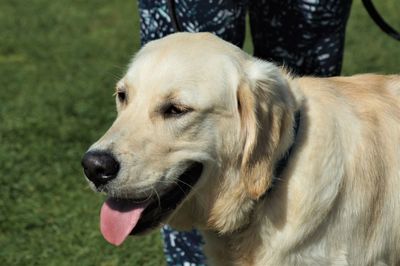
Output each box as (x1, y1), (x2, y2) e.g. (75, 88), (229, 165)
(82, 32), (400, 265)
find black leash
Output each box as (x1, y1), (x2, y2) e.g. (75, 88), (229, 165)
(362, 0), (400, 41)
(166, 0), (182, 32)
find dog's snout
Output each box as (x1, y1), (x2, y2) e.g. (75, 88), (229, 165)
(81, 150), (120, 187)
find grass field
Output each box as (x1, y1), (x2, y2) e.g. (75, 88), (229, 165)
(0, 1), (399, 265)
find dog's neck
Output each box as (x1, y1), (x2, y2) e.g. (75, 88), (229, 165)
(222, 110), (301, 232)
(263, 110), (301, 198)
(202, 113), (302, 265)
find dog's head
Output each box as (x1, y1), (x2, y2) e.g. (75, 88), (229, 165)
(82, 33), (296, 245)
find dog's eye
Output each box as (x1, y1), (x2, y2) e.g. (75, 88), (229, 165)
(117, 91), (126, 102)
(163, 104), (191, 118)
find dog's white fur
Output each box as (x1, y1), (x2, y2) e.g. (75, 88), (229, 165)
(89, 33), (400, 265)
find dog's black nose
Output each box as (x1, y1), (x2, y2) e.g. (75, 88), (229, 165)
(81, 150), (120, 187)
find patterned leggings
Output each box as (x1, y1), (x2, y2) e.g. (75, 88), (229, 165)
(139, 0), (352, 77)
(138, 0), (352, 264)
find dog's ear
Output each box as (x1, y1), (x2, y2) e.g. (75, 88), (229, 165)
(238, 60), (295, 200)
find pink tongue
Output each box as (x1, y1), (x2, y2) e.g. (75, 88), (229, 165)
(100, 198), (147, 246)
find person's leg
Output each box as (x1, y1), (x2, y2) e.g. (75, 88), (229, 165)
(249, 0), (352, 77)
(138, 0), (247, 47)
(161, 225), (207, 266)
(137, 1), (248, 264)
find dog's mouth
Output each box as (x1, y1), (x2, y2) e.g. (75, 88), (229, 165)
(99, 162), (203, 246)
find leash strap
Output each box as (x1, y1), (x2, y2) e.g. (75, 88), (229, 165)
(362, 0), (400, 41)
(166, 0), (182, 32)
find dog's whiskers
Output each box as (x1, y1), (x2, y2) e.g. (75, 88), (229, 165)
(131, 190), (154, 203)
(155, 179), (191, 196)
(152, 188), (161, 209)
(154, 179), (208, 209)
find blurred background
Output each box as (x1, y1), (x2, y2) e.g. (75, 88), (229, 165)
(0, 1), (399, 265)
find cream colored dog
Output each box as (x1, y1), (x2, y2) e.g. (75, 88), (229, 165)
(82, 32), (400, 265)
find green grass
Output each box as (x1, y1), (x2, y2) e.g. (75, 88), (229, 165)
(0, 1), (399, 265)
(0, 1), (164, 265)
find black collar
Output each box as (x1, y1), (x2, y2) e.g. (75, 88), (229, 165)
(239, 111), (301, 232)
(274, 111), (301, 178)
(261, 111), (300, 198)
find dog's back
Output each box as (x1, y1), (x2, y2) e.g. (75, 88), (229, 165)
(279, 74), (400, 265)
